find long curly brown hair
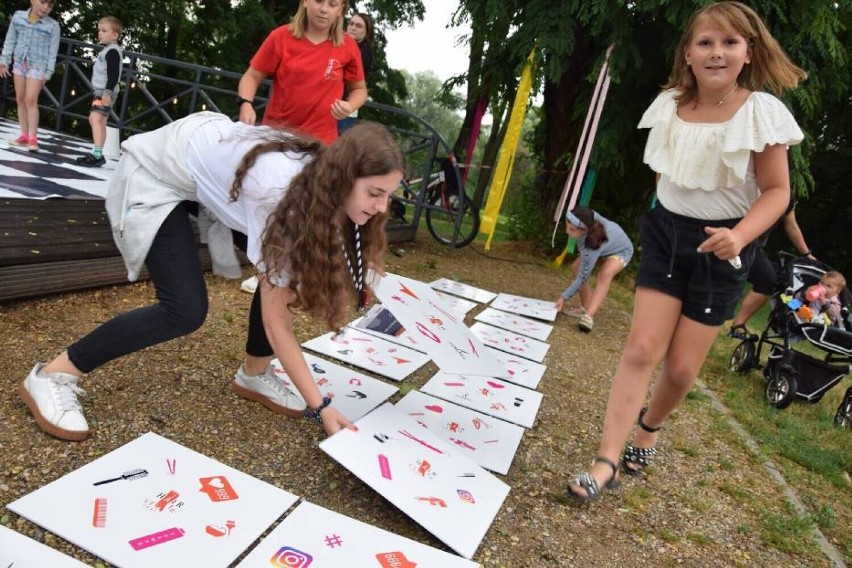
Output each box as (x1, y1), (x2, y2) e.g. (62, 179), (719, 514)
(664, 2), (806, 106)
(233, 121), (404, 331)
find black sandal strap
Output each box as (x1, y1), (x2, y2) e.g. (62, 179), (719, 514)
(638, 406), (662, 433)
(593, 456), (618, 476)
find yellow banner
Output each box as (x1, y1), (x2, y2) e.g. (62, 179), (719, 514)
(480, 47), (536, 250)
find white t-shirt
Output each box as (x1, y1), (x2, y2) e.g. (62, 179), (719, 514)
(185, 120), (310, 268)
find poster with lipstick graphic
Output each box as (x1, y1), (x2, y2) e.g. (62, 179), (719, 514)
(302, 327), (431, 381)
(8, 432), (298, 568)
(235, 501), (480, 567)
(469, 322), (550, 363)
(488, 292), (559, 322)
(370, 272), (510, 378)
(395, 390), (525, 475)
(489, 349), (547, 390)
(474, 307), (554, 341)
(319, 403), (510, 560)
(420, 371), (544, 429)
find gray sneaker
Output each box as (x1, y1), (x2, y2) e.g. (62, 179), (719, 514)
(19, 363), (89, 441)
(231, 364), (306, 418)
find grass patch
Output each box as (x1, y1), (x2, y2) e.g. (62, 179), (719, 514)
(760, 503), (818, 556)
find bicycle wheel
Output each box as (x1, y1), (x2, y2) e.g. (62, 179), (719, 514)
(425, 191), (480, 247)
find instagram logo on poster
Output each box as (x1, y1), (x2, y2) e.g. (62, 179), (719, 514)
(270, 546), (313, 567)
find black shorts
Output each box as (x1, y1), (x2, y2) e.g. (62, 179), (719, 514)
(635, 206), (757, 326)
(746, 247), (778, 295)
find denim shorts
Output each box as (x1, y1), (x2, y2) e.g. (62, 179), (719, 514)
(12, 60), (46, 80)
(635, 205), (757, 326)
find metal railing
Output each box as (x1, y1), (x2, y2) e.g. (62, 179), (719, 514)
(1, 33), (473, 245)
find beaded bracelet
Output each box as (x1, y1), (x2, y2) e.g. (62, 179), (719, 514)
(304, 396), (332, 425)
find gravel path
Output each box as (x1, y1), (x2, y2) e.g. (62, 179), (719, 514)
(0, 238), (844, 567)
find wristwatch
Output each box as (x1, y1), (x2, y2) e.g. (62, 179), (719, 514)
(236, 96), (253, 107)
(304, 396), (332, 424)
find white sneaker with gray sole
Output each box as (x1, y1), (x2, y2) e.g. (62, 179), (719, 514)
(19, 363), (89, 441)
(231, 364), (306, 418)
(578, 313), (595, 332)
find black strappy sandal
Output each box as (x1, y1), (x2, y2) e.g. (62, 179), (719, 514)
(567, 456), (620, 503)
(623, 407), (661, 477)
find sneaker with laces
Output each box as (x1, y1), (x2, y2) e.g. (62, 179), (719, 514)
(231, 364), (306, 418)
(578, 313), (595, 332)
(19, 363), (89, 441)
(9, 134), (29, 146)
(76, 153), (106, 167)
(27, 136), (39, 152)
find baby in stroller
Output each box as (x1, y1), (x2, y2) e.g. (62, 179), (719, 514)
(798, 270), (847, 328)
(729, 253), (852, 412)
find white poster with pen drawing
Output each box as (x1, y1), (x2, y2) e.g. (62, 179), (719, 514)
(428, 278), (496, 304)
(235, 501), (479, 568)
(474, 307), (553, 341)
(0, 524), (91, 567)
(470, 322), (550, 363)
(271, 353), (398, 422)
(8, 432), (298, 568)
(489, 349), (546, 390)
(420, 371), (543, 429)
(395, 390), (525, 476)
(302, 327), (431, 382)
(372, 272), (509, 378)
(319, 403), (510, 560)
(489, 293), (558, 322)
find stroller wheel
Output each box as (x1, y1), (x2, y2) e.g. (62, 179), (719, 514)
(765, 366), (797, 409)
(729, 340), (756, 373)
(834, 387), (852, 429)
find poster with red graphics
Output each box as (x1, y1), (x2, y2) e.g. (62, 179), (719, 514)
(488, 292), (559, 322)
(320, 403), (510, 560)
(428, 277), (497, 304)
(474, 307), (554, 341)
(8, 432), (298, 568)
(235, 501), (479, 567)
(469, 322), (550, 363)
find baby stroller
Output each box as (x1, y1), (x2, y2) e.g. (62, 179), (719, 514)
(729, 252), (852, 413)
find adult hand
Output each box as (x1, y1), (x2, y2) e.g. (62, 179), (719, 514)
(239, 104), (257, 126)
(330, 99), (352, 120)
(698, 226), (745, 261)
(321, 406), (358, 436)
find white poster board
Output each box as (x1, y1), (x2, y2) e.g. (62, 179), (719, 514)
(469, 322), (550, 363)
(302, 327), (431, 381)
(8, 433), (299, 568)
(435, 290), (479, 316)
(319, 403), (510, 559)
(372, 272), (508, 378)
(235, 501), (480, 567)
(0, 524), (91, 567)
(489, 293), (558, 322)
(395, 390), (525, 475)
(420, 372), (543, 429)
(428, 278), (496, 304)
(490, 349), (547, 390)
(474, 307), (553, 341)
(271, 353), (398, 422)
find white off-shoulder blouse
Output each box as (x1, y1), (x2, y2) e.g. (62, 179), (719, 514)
(638, 89), (803, 220)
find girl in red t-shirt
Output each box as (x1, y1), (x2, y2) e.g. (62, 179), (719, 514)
(237, 0), (366, 144)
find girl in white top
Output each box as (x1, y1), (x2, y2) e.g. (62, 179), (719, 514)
(568, 1), (806, 501)
(19, 113), (405, 442)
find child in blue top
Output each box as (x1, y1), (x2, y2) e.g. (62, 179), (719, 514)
(555, 207), (634, 332)
(567, 1), (806, 503)
(0, 0), (60, 152)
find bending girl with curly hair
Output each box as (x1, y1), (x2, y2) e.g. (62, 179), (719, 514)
(18, 112), (405, 442)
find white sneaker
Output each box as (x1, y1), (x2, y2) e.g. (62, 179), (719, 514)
(19, 363), (89, 441)
(230, 364), (306, 418)
(240, 276), (258, 294)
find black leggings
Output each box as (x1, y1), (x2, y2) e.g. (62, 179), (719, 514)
(67, 203), (273, 373)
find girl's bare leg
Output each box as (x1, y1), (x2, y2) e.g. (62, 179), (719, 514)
(584, 256), (627, 318)
(13, 74), (29, 134)
(23, 77), (44, 138)
(569, 288), (682, 495)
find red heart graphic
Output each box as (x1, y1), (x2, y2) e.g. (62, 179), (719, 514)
(424, 405), (443, 413)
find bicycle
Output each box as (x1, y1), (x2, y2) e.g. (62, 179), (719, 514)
(392, 156), (480, 248)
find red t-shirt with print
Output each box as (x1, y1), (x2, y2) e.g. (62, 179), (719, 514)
(250, 25), (364, 144)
